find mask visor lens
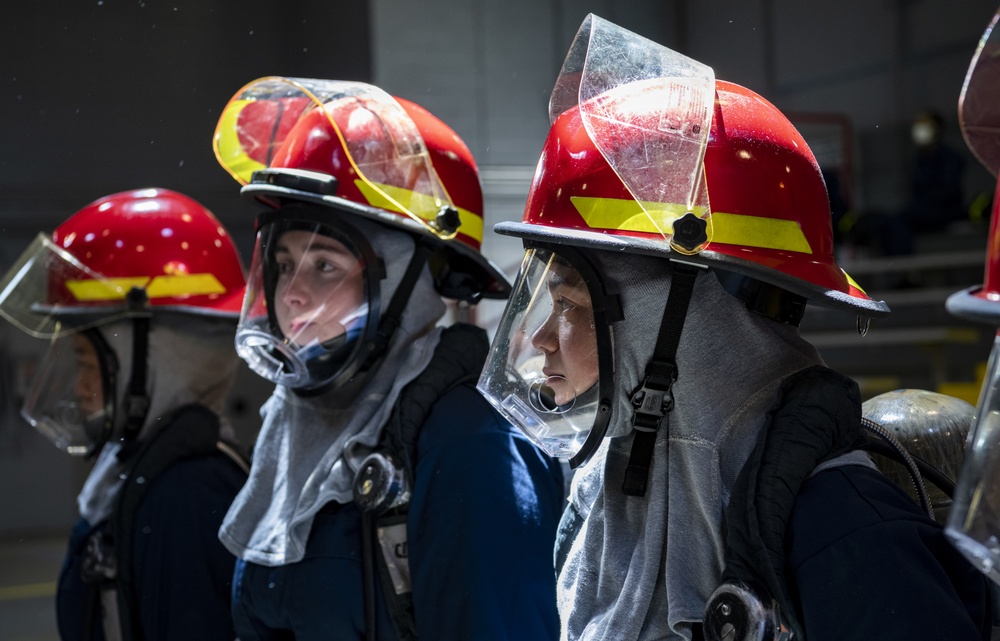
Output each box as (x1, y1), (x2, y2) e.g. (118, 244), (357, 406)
(478, 248), (601, 460)
(22, 334), (109, 455)
(236, 220), (372, 390)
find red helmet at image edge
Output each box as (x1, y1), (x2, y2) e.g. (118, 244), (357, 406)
(48, 188), (246, 316)
(947, 179), (1000, 324)
(502, 79), (889, 317)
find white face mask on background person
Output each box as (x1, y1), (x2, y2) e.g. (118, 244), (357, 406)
(912, 121), (937, 146)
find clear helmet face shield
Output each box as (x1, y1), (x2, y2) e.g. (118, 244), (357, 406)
(22, 330), (117, 456)
(214, 77), (460, 241)
(477, 246), (615, 467)
(0, 233), (137, 339)
(946, 333), (1000, 584)
(236, 211), (381, 392)
(549, 14), (716, 253)
(0, 234), (127, 456)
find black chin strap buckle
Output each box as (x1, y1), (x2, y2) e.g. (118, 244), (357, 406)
(623, 361), (677, 496)
(124, 394), (150, 426)
(621, 261), (701, 497)
(629, 364), (676, 433)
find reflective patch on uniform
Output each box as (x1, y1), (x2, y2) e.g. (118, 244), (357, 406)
(377, 521), (411, 595)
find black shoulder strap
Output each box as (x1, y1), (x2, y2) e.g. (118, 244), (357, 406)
(380, 322), (489, 487)
(111, 404), (224, 641)
(363, 323), (490, 641)
(717, 365), (865, 640)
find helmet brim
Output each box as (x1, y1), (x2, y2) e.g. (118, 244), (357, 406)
(243, 182), (511, 301)
(495, 221), (890, 318)
(947, 286), (1000, 325)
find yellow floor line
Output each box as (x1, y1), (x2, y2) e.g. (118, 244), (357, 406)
(0, 581), (57, 601)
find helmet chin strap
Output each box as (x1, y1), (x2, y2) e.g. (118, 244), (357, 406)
(121, 288), (151, 449)
(359, 241), (433, 372)
(623, 260), (703, 497)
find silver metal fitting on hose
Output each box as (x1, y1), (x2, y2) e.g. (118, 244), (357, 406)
(703, 581), (793, 641)
(353, 452), (411, 514)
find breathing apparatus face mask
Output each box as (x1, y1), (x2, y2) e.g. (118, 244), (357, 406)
(22, 329), (117, 457)
(236, 209), (382, 393)
(478, 245), (616, 467)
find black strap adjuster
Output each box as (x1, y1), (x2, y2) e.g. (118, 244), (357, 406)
(630, 380), (674, 432)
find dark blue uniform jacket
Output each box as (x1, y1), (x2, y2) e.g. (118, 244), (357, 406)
(788, 463), (993, 641)
(231, 383), (565, 641)
(57, 445), (246, 640)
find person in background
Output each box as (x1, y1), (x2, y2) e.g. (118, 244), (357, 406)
(0, 188), (250, 640)
(477, 16), (992, 641)
(858, 109), (967, 257)
(212, 77), (564, 640)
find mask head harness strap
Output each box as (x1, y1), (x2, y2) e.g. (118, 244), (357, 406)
(360, 239), (433, 373)
(622, 259), (704, 497)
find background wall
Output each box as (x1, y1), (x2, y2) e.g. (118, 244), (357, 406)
(1, 0), (997, 536)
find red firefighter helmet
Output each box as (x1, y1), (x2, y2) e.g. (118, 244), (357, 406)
(947, 179), (1000, 323)
(213, 77), (509, 302)
(497, 78), (888, 317)
(0, 188), (246, 338)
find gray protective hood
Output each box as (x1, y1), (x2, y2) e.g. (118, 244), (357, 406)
(77, 314), (240, 525)
(557, 252), (824, 641)
(219, 217), (446, 566)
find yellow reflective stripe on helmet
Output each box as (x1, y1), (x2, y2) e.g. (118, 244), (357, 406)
(65, 274), (226, 302)
(66, 278), (150, 301)
(146, 274), (227, 298)
(214, 99), (267, 185)
(843, 270), (868, 295)
(571, 196), (812, 254)
(355, 180), (484, 244)
(571, 196), (701, 234)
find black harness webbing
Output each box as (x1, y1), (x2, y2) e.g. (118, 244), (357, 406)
(622, 262), (700, 496)
(90, 405), (248, 641)
(358, 323), (490, 641)
(712, 366), (866, 640)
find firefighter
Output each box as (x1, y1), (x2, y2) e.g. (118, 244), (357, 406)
(0, 188), (249, 640)
(477, 15), (992, 641)
(212, 77), (564, 640)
